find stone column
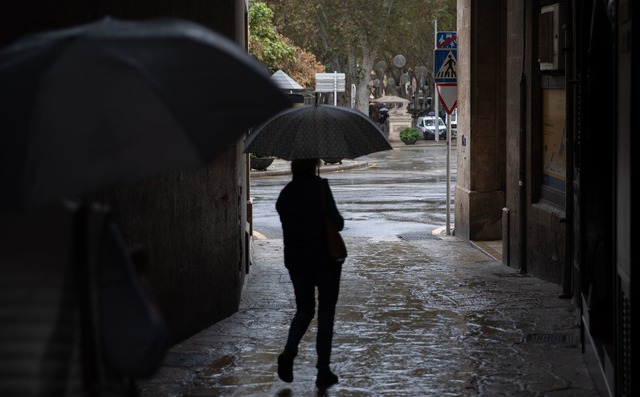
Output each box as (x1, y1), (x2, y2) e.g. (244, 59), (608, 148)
(455, 0), (507, 241)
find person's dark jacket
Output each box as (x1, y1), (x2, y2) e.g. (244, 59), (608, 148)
(276, 175), (344, 273)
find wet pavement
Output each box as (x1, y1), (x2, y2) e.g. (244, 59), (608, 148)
(249, 140), (457, 241)
(138, 142), (600, 397)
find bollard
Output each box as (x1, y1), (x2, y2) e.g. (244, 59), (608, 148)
(502, 207), (510, 266)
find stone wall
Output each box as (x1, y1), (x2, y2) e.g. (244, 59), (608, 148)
(0, 0), (250, 346)
(388, 111), (413, 141)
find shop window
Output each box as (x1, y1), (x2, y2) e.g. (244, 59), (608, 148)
(541, 87), (566, 205)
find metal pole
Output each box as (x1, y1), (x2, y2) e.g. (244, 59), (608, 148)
(433, 20), (439, 142)
(447, 113), (453, 233)
(518, 73), (527, 273)
(333, 71), (338, 106)
(351, 83), (356, 109)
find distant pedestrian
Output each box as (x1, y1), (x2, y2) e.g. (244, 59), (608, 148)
(379, 106), (389, 124)
(275, 158), (344, 389)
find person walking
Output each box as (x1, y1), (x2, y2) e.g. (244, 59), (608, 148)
(275, 158), (344, 389)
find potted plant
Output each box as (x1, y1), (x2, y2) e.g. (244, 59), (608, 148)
(399, 127), (421, 144)
(250, 153), (275, 171)
(322, 158), (343, 165)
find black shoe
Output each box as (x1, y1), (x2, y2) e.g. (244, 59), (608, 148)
(315, 368), (338, 388)
(277, 353), (294, 383)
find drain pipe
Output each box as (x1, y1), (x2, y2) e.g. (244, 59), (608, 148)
(518, 73), (527, 274)
(517, 1), (528, 274)
(560, 14), (574, 299)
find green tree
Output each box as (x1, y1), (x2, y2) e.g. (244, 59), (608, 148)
(248, 1), (325, 88)
(248, 2), (295, 66)
(275, 35), (326, 88)
(264, 0), (456, 112)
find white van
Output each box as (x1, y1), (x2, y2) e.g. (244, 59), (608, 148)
(416, 116), (447, 140)
(449, 108), (457, 132)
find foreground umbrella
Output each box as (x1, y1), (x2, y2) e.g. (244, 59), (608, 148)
(244, 104), (392, 160)
(0, 16), (290, 208)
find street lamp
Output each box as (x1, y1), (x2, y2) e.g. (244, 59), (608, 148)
(406, 65), (429, 123)
(407, 89), (425, 120)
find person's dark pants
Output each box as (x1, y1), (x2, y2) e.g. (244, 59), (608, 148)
(284, 264), (342, 369)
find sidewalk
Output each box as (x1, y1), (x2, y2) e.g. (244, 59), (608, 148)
(139, 232), (599, 396)
(248, 139), (449, 178)
(249, 157), (370, 177)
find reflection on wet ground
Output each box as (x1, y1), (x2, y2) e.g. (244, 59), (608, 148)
(251, 144), (456, 241)
(140, 237), (598, 396)
(139, 144), (598, 396)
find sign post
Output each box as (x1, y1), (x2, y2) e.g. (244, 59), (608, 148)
(434, 32), (457, 235)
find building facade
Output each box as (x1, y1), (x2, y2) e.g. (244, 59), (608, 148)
(457, 1), (635, 395)
(0, 0), (254, 346)
(2, 0), (634, 394)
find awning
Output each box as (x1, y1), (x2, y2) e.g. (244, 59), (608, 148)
(271, 70), (303, 90)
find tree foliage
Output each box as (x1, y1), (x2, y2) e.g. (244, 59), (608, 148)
(263, 0), (457, 112)
(248, 2), (294, 66)
(275, 36), (326, 88)
(248, 1), (325, 88)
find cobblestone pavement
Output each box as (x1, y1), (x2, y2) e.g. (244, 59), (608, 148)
(139, 234), (600, 397)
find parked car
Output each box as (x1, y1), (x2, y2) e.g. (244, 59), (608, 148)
(417, 116), (447, 140)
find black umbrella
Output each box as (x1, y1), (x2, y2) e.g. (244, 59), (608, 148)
(243, 104), (392, 160)
(0, 16), (291, 208)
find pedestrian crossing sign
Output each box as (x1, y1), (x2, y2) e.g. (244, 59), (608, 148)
(434, 49), (457, 83)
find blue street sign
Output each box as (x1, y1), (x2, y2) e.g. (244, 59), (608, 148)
(436, 31), (457, 49)
(434, 49), (457, 82)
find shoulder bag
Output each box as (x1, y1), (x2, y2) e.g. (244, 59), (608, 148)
(321, 179), (347, 264)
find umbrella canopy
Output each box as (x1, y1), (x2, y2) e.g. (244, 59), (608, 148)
(0, 16), (290, 209)
(371, 95), (410, 104)
(243, 104), (392, 160)
(271, 70), (303, 90)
